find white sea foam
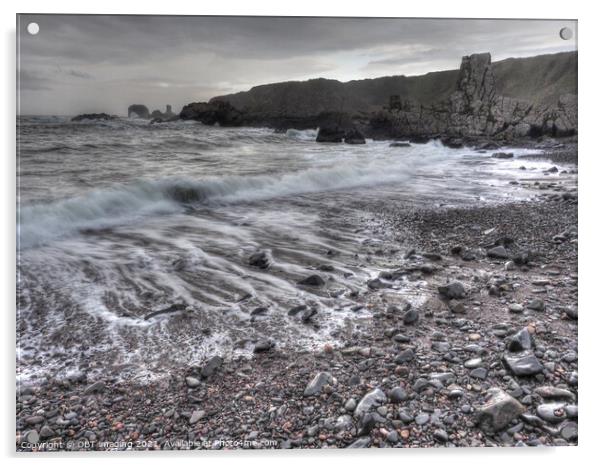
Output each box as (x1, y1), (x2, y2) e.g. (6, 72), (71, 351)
(285, 128), (318, 141)
(17, 118), (568, 383)
(18, 146), (447, 248)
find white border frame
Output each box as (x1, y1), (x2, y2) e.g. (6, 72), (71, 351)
(2, 1), (596, 464)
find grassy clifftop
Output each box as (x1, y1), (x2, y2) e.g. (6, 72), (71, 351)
(493, 51), (577, 105)
(213, 51), (576, 115)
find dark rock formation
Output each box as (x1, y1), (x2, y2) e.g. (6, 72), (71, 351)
(149, 116), (179, 124)
(249, 250), (271, 269)
(440, 136), (464, 148)
(344, 128), (366, 144)
(179, 100), (244, 126)
(71, 113), (115, 122)
(409, 135), (430, 144)
(207, 51), (576, 141)
(128, 104), (150, 119)
(476, 388), (525, 433)
(150, 105), (177, 120)
(372, 52), (577, 141)
(149, 105), (179, 124)
(316, 126), (345, 143)
(492, 152), (514, 159)
(389, 95), (402, 111)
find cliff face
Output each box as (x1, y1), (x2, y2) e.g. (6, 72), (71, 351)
(210, 70), (459, 125)
(208, 51), (576, 140)
(372, 52), (576, 140)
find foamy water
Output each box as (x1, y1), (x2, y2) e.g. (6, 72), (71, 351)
(17, 116), (562, 384)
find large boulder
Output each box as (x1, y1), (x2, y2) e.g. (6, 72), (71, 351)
(507, 328), (533, 352)
(298, 274), (325, 287)
(389, 141), (411, 147)
(476, 388), (525, 432)
(503, 351), (544, 376)
(438, 281), (467, 299)
(344, 128), (366, 144)
(316, 126), (345, 143)
(248, 250), (271, 269)
(303, 372), (334, 397)
(128, 104), (150, 119)
(354, 388), (387, 418)
(440, 136), (464, 148)
(199, 355), (223, 379)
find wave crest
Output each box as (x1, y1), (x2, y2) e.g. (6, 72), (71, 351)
(18, 148), (442, 248)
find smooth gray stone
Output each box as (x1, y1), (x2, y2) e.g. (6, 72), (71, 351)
(503, 351), (544, 376)
(476, 388), (525, 432)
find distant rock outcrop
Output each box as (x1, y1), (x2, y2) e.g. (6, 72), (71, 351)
(179, 100), (244, 126)
(149, 105), (178, 124)
(150, 105), (176, 119)
(71, 113), (116, 122)
(128, 104), (150, 119)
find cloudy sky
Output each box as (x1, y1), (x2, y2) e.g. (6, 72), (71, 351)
(17, 15), (577, 116)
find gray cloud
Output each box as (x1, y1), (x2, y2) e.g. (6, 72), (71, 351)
(17, 15), (577, 115)
(18, 69), (52, 91)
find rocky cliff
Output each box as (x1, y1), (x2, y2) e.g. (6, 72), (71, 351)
(203, 51), (576, 141)
(369, 52), (577, 141)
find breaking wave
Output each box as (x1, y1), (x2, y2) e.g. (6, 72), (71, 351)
(18, 157), (421, 248)
(285, 128), (318, 141)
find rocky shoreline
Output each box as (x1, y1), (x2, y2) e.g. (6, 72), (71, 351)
(69, 51), (575, 148)
(197, 51), (577, 145)
(16, 146), (577, 451)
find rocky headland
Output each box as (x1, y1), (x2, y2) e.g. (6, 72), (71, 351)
(179, 51), (576, 146)
(74, 51), (576, 148)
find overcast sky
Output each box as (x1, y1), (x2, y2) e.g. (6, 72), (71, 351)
(17, 15), (577, 116)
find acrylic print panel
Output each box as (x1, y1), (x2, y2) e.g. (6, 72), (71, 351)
(16, 15), (577, 451)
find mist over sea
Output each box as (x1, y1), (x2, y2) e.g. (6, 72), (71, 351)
(17, 115), (555, 384)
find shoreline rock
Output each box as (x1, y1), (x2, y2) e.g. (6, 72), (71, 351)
(71, 113), (116, 122)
